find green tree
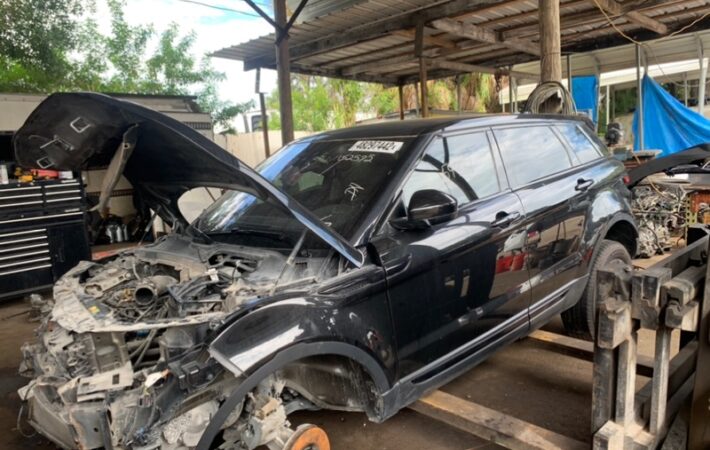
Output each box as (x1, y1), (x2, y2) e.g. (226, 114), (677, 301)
(0, 0), (88, 91)
(367, 84), (398, 116)
(0, 0), (250, 133)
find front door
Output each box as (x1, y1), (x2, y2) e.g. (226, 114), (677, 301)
(374, 131), (531, 378)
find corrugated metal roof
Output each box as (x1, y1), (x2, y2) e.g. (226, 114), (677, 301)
(213, 0), (710, 85)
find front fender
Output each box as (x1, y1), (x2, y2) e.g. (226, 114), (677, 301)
(209, 296), (394, 389)
(198, 296), (394, 450)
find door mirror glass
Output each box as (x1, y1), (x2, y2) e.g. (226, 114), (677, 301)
(392, 189), (458, 229)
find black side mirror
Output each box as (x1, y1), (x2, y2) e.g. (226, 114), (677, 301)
(392, 189), (458, 229)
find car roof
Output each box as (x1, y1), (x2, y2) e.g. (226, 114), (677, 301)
(308, 113), (592, 141)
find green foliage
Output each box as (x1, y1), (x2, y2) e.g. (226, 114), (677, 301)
(0, 0), (249, 133)
(0, 0), (87, 91)
(613, 88), (637, 117)
(268, 75), (366, 131)
(368, 85), (398, 116)
(428, 79), (453, 110)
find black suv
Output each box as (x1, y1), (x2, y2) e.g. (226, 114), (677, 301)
(17, 93), (637, 450)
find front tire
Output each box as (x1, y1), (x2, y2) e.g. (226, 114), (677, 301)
(561, 239), (632, 340)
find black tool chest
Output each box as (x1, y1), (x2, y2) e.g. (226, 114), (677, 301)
(0, 178), (90, 300)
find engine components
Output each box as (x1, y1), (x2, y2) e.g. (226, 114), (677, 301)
(632, 182), (687, 258)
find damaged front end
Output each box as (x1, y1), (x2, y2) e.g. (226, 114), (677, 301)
(19, 235), (328, 449)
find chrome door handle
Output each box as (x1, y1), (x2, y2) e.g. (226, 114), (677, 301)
(575, 178), (594, 191)
(492, 211), (520, 228)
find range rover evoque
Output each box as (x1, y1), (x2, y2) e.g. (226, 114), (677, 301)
(16, 93), (638, 450)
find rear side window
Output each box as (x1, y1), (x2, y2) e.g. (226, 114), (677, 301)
(493, 126), (572, 187)
(402, 133), (499, 206)
(556, 124), (602, 164)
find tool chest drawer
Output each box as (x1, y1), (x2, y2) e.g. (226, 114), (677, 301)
(0, 178), (90, 300)
(0, 179), (84, 222)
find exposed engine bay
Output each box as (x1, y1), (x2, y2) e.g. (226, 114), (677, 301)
(631, 181), (687, 258)
(18, 234), (334, 449)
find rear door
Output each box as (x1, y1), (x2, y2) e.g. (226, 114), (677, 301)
(492, 124), (587, 313)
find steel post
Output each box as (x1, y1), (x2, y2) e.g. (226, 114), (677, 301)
(636, 44), (644, 150)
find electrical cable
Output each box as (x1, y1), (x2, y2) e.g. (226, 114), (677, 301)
(175, 0), (264, 19)
(589, 0), (710, 95)
(590, 0), (710, 45)
(522, 80), (577, 115)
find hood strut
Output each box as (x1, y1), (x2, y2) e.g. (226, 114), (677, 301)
(94, 124), (139, 216)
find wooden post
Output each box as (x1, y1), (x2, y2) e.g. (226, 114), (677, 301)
(605, 84), (610, 126)
(419, 58), (428, 118)
(255, 68), (270, 157)
(508, 74), (514, 113)
(398, 84), (405, 120)
(414, 82), (420, 116)
(455, 75), (462, 113)
(415, 21), (428, 118)
(566, 54), (573, 95)
(274, 0), (294, 145)
(539, 0), (562, 83)
(259, 93), (270, 157)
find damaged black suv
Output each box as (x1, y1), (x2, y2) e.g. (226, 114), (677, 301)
(16, 93), (637, 450)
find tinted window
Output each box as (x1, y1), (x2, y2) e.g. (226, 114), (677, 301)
(402, 133), (499, 206)
(556, 124), (602, 164)
(494, 126), (572, 187)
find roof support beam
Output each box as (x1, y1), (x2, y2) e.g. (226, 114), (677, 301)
(501, 0), (674, 39)
(428, 58), (539, 81)
(393, 28), (458, 49)
(341, 53), (425, 76)
(244, 0), (503, 70)
(430, 18), (540, 56)
(588, 0), (668, 34)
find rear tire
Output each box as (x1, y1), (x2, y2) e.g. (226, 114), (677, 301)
(562, 239), (631, 340)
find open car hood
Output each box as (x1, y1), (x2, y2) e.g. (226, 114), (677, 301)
(13, 92), (364, 267)
(626, 143), (710, 188)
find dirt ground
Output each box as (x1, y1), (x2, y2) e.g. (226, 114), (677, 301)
(0, 295), (618, 450)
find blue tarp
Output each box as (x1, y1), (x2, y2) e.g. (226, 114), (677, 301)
(633, 75), (710, 156)
(572, 75), (598, 125)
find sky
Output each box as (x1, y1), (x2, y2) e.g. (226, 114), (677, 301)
(93, 0), (279, 110)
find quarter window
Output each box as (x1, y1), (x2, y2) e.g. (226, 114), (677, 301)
(493, 126), (572, 187)
(556, 124), (602, 164)
(402, 133), (500, 207)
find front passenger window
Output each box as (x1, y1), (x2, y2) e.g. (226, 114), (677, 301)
(401, 133), (500, 208)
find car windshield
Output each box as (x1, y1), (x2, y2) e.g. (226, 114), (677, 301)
(195, 137), (413, 248)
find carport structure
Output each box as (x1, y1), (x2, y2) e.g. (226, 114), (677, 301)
(215, 0), (710, 144)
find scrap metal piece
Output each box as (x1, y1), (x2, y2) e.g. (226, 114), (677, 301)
(76, 363), (133, 402)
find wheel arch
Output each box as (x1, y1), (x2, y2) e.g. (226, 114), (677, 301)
(602, 214), (638, 258)
(197, 341), (391, 450)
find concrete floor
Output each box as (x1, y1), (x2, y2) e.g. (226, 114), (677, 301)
(0, 296), (611, 450)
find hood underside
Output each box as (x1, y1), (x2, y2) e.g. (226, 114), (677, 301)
(13, 92), (363, 267)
